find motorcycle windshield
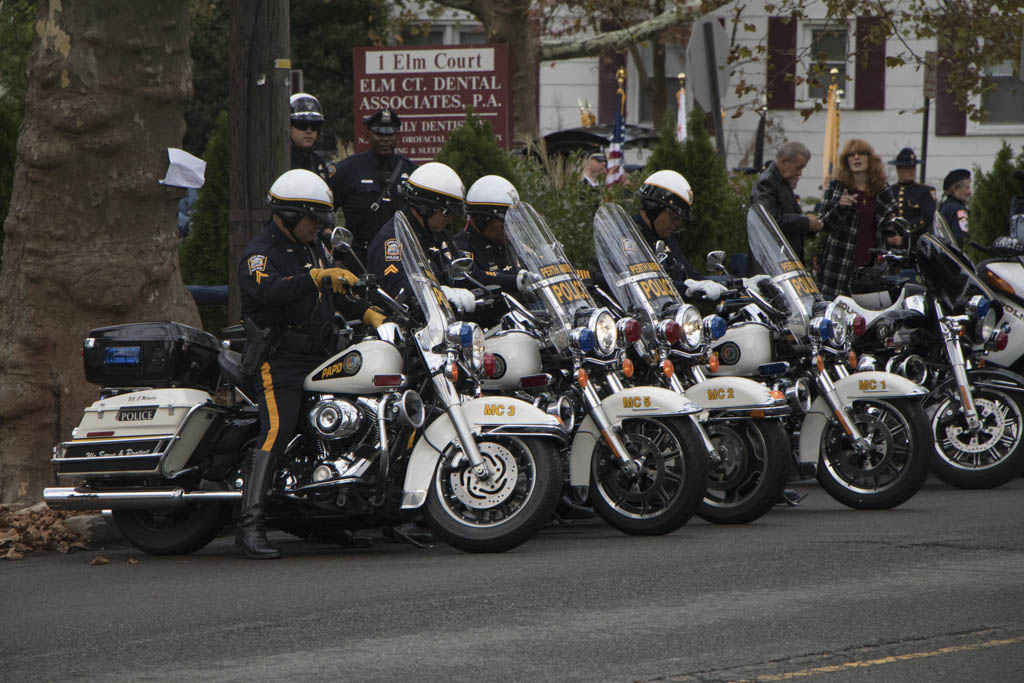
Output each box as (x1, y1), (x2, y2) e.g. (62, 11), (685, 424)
(931, 210), (960, 248)
(394, 212), (455, 349)
(747, 203), (823, 339)
(593, 202), (680, 324)
(915, 232), (995, 311)
(505, 202), (596, 352)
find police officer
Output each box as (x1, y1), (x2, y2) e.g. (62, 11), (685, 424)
(289, 93), (332, 183)
(634, 170), (729, 301)
(940, 168), (971, 250)
(887, 147), (936, 236)
(237, 169), (386, 559)
(454, 175), (522, 292)
(330, 107), (418, 267)
(367, 162), (477, 313)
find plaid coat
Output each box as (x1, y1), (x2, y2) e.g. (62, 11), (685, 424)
(815, 180), (896, 298)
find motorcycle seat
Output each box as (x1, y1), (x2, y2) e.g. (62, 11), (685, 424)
(217, 349), (256, 400)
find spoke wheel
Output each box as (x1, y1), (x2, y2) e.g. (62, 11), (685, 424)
(817, 398), (929, 509)
(698, 420), (790, 524)
(590, 417), (707, 535)
(930, 384), (1024, 489)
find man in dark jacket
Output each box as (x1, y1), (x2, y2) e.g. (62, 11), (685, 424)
(237, 169), (384, 559)
(940, 168), (971, 250)
(887, 147), (936, 236)
(289, 93), (332, 183)
(751, 141), (822, 265)
(331, 108), (418, 267)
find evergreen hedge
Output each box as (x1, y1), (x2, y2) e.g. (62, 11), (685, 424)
(967, 142), (1024, 261)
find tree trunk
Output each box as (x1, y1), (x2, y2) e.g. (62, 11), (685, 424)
(0, 0), (198, 504)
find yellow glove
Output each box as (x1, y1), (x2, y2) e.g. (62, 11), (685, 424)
(309, 267), (359, 293)
(362, 307), (387, 328)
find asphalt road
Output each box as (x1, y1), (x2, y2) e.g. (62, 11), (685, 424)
(2, 477), (1023, 682)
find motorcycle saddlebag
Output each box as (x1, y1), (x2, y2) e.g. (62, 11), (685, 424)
(83, 321), (221, 390)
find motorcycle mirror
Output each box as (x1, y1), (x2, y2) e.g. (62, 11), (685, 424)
(331, 227), (355, 252)
(449, 256), (474, 279)
(705, 250), (728, 274)
(654, 240), (670, 264)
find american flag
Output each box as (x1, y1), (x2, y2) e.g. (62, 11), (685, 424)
(605, 98), (625, 185)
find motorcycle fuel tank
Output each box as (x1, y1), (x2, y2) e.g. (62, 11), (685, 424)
(304, 339), (405, 394)
(481, 330), (543, 391)
(709, 321), (774, 377)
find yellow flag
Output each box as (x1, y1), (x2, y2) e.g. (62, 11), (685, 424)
(821, 75), (840, 187)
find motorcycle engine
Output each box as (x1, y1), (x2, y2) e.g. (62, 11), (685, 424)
(308, 398), (363, 440)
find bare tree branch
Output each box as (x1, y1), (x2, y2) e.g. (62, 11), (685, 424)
(540, 3), (702, 61)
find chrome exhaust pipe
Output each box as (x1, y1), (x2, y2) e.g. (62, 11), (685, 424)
(43, 487), (240, 511)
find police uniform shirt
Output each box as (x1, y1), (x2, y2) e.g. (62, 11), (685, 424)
(291, 145), (332, 184)
(452, 225), (519, 292)
(329, 151), (417, 249)
(891, 180), (936, 234)
(940, 196), (970, 249)
(240, 220), (368, 353)
(632, 213), (700, 287)
(368, 209), (458, 301)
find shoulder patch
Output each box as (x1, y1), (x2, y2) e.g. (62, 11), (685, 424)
(247, 255), (267, 274)
(384, 239), (401, 262)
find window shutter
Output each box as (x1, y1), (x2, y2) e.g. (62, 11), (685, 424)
(854, 17), (885, 110)
(935, 38), (966, 136)
(767, 17), (796, 110)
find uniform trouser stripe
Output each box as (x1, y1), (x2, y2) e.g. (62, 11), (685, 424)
(259, 361), (280, 451)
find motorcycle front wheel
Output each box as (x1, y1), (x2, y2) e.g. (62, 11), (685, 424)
(817, 397), (930, 509)
(590, 416), (708, 535)
(929, 381), (1024, 489)
(697, 418), (790, 524)
(424, 436), (561, 553)
(111, 502), (229, 555)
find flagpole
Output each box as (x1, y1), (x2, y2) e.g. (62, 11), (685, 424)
(606, 67), (627, 185)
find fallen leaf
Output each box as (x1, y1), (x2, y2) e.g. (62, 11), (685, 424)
(127, 558), (139, 565)
(3, 547), (24, 561)
(90, 556), (110, 566)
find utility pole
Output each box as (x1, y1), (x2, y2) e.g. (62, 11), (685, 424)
(227, 0), (290, 324)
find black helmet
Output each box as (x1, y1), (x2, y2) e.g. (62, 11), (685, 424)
(266, 169), (335, 229)
(639, 170), (693, 222)
(290, 93), (324, 122)
(403, 162), (465, 217)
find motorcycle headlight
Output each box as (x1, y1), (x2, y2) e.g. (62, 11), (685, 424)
(966, 294), (990, 320)
(452, 322), (485, 372)
(825, 302), (848, 346)
(977, 307), (997, 342)
(589, 309), (617, 356)
(674, 304), (703, 349)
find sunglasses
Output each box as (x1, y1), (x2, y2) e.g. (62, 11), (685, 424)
(292, 121), (322, 132)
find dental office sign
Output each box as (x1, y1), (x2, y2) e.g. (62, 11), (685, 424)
(353, 44), (511, 162)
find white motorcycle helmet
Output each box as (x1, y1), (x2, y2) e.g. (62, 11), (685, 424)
(266, 169), (335, 229)
(290, 92), (324, 122)
(404, 162), (465, 217)
(466, 175), (520, 224)
(640, 170), (693, 223)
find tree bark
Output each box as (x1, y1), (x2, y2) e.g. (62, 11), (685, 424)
(0, 0), (198, 504)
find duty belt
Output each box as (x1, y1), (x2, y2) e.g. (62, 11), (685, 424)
(278, 330), (326, 356)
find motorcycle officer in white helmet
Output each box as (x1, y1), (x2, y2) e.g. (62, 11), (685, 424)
(367, 161), (478, 314)
(453, 175), (527, 293)
(635, 170), (729, 301)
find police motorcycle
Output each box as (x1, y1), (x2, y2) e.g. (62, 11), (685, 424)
(44, 218), (567, 555)
(710, 204), (931, 509)
(481, 201), (709, 535)
(592, 202), (791, 524)
(835, 213), (1024, 489)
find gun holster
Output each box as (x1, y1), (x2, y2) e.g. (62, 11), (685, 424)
(240, 318), (280, 377)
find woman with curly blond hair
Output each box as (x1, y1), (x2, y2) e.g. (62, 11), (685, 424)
(815, 139), (898, 297)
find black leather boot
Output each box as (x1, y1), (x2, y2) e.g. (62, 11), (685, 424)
(235, 449), (282, 559)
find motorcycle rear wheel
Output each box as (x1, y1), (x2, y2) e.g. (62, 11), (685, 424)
(424, 436), (561, 553)
(817, 397), (929, 509)
(929, 382), (1024, 489)
(698, 419), (790, 524)
(111, 502), (228, 555)
(590, 416), (708, 535)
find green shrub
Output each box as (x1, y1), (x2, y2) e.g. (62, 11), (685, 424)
(435, 108), (520, 191)
(179, 110), (230, 333)
(967, 142), (1023, 261)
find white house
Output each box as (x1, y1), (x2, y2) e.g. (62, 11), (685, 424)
(413, 3), (1023, 194)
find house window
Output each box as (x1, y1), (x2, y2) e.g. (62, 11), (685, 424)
(980, 62), (1024, 125)
(804, 25), (849, 103)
